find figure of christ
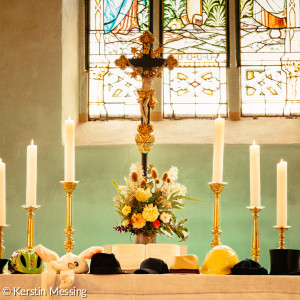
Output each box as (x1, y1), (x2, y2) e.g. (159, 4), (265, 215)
(127, 59), (168, 124)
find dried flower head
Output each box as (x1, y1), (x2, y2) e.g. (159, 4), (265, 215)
(131, 172), (138, 182)
(162, 172), (168, 182)
(166, 178), (171, 184)
(151, 168), (158, 179)
(140, 179), (147, 189)
(155, 179), (160, 184)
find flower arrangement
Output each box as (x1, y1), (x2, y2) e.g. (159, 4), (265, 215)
(112, 162), (200, 241)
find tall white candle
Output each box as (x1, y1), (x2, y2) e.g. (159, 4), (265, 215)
(65, 116), (75, 182)
(212, 116), (225, 183)
(250, 140), (261, 207)
(277, 159), (287, 227)
(26, 140), (37, 207)
(0, 159), (6, 224)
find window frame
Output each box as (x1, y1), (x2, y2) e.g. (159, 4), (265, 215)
(82, 0), (300, 122)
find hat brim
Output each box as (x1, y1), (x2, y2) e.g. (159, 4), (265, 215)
(90, 267), (127, 275)
(230, 268), (268, 275)
(134, 268), (159, 274)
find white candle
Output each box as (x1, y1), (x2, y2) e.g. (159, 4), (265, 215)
(0, 159), (6, 224)
(64, 116), (75, 182)
(277, 159), (287, 227)
(26, 140), (37, 207)
(212, 116), (225, 183)
(250, 141), (261, 207)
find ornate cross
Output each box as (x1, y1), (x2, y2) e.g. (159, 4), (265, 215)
(115, 30), (178, 176)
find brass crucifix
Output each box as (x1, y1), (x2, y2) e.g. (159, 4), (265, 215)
(115, 30), (178, 175)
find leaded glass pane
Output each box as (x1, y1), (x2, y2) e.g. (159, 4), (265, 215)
(241, 0), (300, 117)
(163, 0), (227, 118)
(89, 0), (149, 119)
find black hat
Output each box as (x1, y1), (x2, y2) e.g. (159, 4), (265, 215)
(231, 259), (268, 275)
(90, 253), (125, 274)
(134, 258), (169, 274)
(270, 249), (300, 275)
(0, 259), (8, 274)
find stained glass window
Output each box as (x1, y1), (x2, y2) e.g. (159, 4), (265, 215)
(163, 0), (227, 118)
(89, 0), (149, 119)
(240, 0), (300, 116)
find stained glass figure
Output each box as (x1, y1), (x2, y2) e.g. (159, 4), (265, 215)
(241, 0), (300, 116)
(89, 0), (149, 119)
(163, 0), (227, 118)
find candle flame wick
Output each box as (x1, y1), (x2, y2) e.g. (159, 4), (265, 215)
(68, 115), (71, 120)
(280, 159), (283, 163)
(253, 140), (255, 145)
(31, 139), (34, 145)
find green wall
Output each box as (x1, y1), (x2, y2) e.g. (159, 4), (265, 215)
(2, 143), (300, 272)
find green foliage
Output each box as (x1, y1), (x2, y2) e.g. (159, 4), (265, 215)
(205, 5), (226, 27)
(138, 0), (149, 32)
(202, 0), (219, 16)
(240, 0), (253, 18)
(163, 0), (186, 29)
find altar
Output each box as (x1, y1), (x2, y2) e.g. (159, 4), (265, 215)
(0, 274), (299, 300)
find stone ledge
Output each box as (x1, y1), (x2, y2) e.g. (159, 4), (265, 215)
(76, 119), (300, 146)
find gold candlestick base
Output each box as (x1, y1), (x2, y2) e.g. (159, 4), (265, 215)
(61, 181), (79, 253)
(209, 182), (227, 248)
(274, 226), (291, 249)
(22, 205), (40, 249)
(247, 206), (264, 262)
(0, 225), (8, 259)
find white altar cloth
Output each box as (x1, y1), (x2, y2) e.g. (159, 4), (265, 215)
(0, 274), (299, 300)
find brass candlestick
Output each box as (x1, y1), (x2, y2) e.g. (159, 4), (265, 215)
(209, 182), (226, 248)
(61, 181), (79, 253)
(247, 206), (264, 262)
(0, 225), (7, 258)
(22, 205), (39, 249)
(274, 226), (290, 249)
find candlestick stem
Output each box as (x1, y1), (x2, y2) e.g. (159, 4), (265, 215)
(209, 182), (226, 248)
(275, 226), (290, 249)
(248, 206), (263, 262)
(61, 181), (78, 253)
(0, 225), (7, 259)
(23, 206), (38, 249)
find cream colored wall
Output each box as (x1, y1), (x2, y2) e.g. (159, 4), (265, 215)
(62, 0), (80, 128)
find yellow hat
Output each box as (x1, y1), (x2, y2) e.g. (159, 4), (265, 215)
(200, 245), (239, 275)
(170, 255), (200, 274)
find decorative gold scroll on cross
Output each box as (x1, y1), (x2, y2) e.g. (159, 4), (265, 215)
(115, 31), (178, 156)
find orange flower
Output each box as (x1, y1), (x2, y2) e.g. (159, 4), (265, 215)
(162, 172), (168, 182)
(131, 172), (138, 182)
(151, 168), (158, 179)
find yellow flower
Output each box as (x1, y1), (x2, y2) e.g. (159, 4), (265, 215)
(122, 205), (131, 216)
(131, 213), (146, 229)
(135, 187), (151, 202)
(142, 204), (159, 222)
(125, 219), (130, 227)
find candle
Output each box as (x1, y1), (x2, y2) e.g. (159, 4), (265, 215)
(65, 116), (75, 182)
(26, 140), (37, 207)
(212, 116), (225, 183)
(277, 159), (287, 227)
(0, 159), (6, 224)
(250, 141), (260, 207)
